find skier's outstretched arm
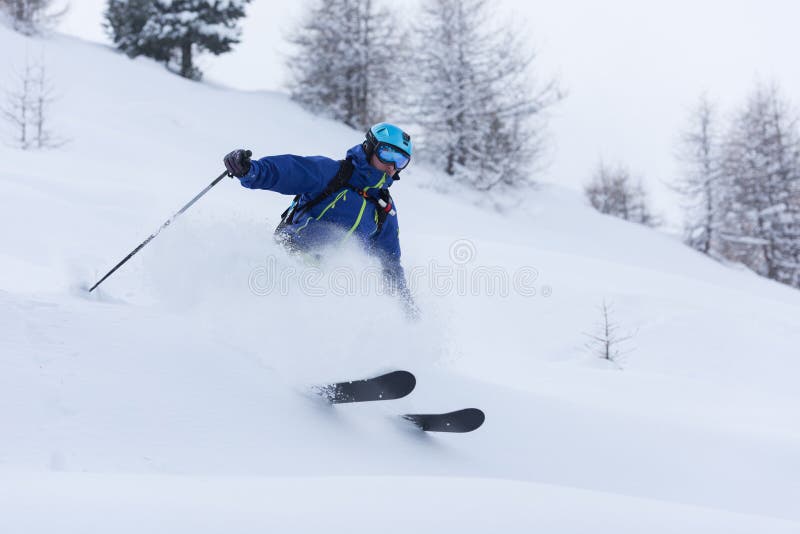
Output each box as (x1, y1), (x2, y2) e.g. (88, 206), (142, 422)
(224, 149), (336, 196)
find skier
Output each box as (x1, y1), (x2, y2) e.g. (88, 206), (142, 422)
(223, 122), (417, 317)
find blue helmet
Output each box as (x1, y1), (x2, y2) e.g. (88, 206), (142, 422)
(363, 123), (412, 177)
(364, 122), (412, 158)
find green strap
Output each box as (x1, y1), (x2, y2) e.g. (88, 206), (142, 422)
(344, 198), (368, 238)
(342, 173), (386, 240)
(297, 173), (388, 242)
(315, 189), (349, 221)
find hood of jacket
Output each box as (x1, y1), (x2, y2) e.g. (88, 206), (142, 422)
(346, 144), (396, 191)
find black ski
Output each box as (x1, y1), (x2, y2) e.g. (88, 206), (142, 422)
(316, 370), (416, 404)
(403, 408), (485, 433)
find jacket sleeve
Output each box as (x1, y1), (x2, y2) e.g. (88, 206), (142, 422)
(373, 207), (419, 318)
(239, 154), (339, 196)
(373, 208), (404, 278)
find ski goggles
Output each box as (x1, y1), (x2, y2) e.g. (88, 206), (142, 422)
(375, 143), (411, 170)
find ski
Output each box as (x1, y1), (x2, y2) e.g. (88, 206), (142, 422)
(315, 370), (416, 404)
(313, 372), (485, 433)
(403, 408), (485, 433)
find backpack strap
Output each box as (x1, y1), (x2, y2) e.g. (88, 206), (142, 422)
(275, 159), (355, 233)
(373, 188), (395, 239)
(344, 184), (395, 238)
(275, 158), (397, 240)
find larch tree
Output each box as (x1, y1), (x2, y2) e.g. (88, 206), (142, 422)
(584, 162), (658, 227)
(286, 0), (406, 130)
(412, 0), (561, 192)
(675, 95), (724, 255)
(718, 83), (800, 287)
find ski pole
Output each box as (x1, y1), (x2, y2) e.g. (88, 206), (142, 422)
(88, 168), (232, 292)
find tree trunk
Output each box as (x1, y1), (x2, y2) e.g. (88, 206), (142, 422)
(16, 0), (28, 23)
(703, 179), (713, 254)
(180, 40), (193, 79)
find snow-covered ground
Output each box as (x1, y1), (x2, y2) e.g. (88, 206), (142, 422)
(2, 26), (800, 533)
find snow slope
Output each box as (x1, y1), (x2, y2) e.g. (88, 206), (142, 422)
(2, 26), (800, 533)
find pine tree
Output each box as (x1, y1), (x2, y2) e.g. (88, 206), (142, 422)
(286, 0), (405, 130)
(675, 95), (723, 254)
(412, 0), (560, 192)
(104, 0), (169, 62)
(718, 83), (800, 287)
(104, 0), (251, 80)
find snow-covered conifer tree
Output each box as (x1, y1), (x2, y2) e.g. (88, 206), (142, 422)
(104, 0), (168, 62)
(412, 0), (560, 192)
(675, 95), (723, 254)
(286, 0), (406, 130)
(104, 0), (251, 80)
(718, 83), (800, 287)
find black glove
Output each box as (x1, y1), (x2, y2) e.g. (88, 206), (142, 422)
(224, 149), (252, 178)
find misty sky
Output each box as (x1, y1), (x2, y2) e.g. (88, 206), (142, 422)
(58, 0), (800, 226)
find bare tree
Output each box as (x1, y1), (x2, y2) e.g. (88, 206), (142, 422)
(584, 162), (659, 227)
(675, 95), (724, 254)
(30, 58), (62, 148)
(583, 300), (633, 369)
(0, 0), (68, 35)
(1, 60), (33, 149)
(2, 56), (63, 149)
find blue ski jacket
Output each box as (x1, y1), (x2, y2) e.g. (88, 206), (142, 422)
(238, 144), (407, 289)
